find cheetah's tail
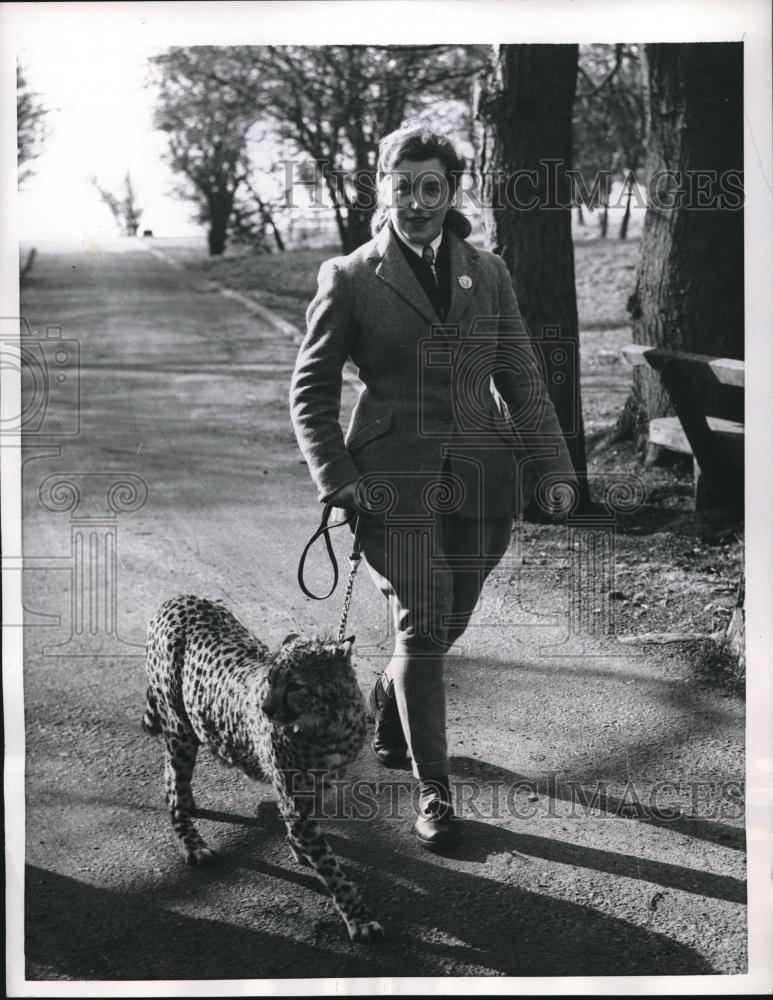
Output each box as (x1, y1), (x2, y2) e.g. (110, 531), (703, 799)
(141, 687), (163, 736)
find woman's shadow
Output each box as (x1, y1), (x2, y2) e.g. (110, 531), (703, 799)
(442, 756), (744, 906)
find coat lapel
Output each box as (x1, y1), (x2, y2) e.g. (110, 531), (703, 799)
(446, 233), (481, 329)
(372, 225), (437, 326)
(370, 224), (482, 330)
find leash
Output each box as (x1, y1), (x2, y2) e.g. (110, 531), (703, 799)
(297, 503), (363, 643)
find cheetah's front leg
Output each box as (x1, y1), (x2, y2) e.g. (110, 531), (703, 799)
(163, 730), (216, 867)
(284, 802), (384, 943)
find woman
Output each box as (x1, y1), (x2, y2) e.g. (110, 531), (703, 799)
(290, 123), (577, 850)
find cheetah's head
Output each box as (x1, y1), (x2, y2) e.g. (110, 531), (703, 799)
(258, 634), (364, 737)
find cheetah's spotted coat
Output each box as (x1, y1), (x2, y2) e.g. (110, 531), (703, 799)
(142, 594), (383, 942)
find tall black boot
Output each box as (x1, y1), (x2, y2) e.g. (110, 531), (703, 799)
(367, 674), (410, 769)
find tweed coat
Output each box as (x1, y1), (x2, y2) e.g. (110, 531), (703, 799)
(290, 222), (577, 519)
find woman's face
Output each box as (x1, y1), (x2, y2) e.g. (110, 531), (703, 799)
(386, 156), (452, 245)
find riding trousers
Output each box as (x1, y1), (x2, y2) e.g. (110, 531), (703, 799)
(355, 510), (513, 779)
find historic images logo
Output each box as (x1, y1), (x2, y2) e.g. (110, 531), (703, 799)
(3, 317), (148, 657)
(36, 472), (149, 657)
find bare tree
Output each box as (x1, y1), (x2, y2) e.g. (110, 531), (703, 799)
(572, 44), (646, 239)
(90, 173), (143, 236)
(229, 174), (286, 253)
(17, 65), (49, 188)
(149, 47), (261, 255)
(247, 45), (486, 251)
(150, 45), (487, 255)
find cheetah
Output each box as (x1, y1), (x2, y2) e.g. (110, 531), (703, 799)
(142, 594), (384, 942)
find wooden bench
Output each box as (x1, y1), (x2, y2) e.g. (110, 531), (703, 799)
(621, 345), (744, 516)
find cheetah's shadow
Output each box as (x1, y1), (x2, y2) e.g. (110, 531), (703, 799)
(174, 786), (727, 976)
(190, 802), (327, 896)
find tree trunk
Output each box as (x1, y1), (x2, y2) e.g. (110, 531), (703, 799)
(345, 166), (377, 252)
(477, 43), (589, 502)
(206, 190), (233, 256)
(256, 196), (285, 252)
(207, 217), (228, 256)
(619, 178), (632, 239)
(344, 206), (375, 253)
(270, 221), (285, 253)
(599, 199), (609, 238)
(617, 42), (744, 443)
(320, 163), (374, 254)
(322, 168), (351, 252)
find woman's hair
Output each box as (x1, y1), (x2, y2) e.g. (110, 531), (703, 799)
(370, 122), (472, 239)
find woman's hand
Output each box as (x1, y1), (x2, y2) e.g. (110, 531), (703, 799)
(326, 481), (359, 509)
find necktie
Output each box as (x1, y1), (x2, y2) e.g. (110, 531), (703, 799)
(422, 244), (439, 286)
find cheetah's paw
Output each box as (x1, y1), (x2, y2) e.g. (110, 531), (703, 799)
(184, 845), (218, 867)
(347, 918), (386, 943)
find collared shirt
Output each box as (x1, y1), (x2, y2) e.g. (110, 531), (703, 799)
(392, 224), (443, 261)
(390, 222), (451, 322)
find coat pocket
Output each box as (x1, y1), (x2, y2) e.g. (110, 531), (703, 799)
(345, 410), (393, 455)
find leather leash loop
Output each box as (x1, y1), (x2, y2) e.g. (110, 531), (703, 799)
(297, 503), (355, 601)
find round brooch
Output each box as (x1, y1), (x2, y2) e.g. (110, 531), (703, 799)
(458, 274), (472, 289)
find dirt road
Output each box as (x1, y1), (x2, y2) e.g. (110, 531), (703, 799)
(14, 238), (746, 983)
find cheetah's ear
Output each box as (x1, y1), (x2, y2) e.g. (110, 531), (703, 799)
(337, 635), (355, 657)
(281, 632), (301, 647)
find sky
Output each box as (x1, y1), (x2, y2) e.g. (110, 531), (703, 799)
(16, 34), (203, 241)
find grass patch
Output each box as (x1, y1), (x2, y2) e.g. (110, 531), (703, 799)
(575, 236), (640, 330)
(151, 239), (337, 330)
(153, 229), (642, 335)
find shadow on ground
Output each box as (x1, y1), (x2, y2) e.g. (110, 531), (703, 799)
(27, 835), (716, 981)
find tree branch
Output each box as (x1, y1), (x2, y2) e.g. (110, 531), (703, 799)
(576, 43), (623, 97)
